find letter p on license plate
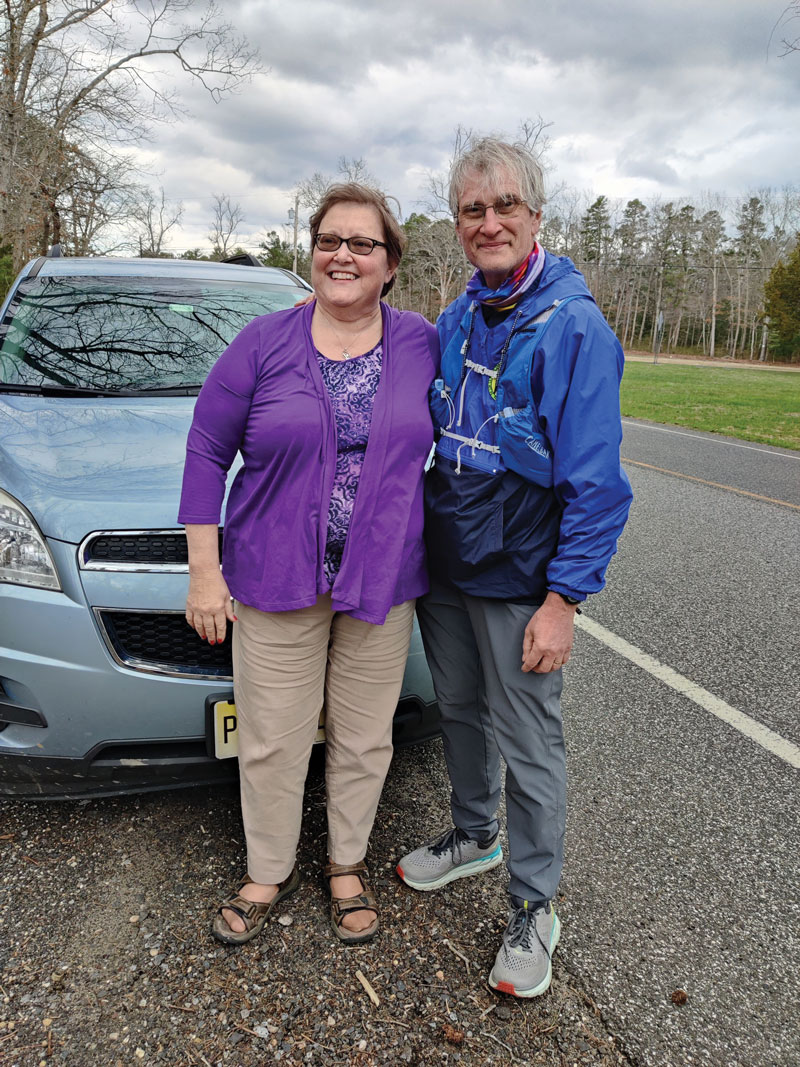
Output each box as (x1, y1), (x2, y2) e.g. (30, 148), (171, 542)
(205, 695), (238, 759)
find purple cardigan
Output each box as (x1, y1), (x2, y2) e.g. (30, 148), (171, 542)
(178, 301), (439, 624)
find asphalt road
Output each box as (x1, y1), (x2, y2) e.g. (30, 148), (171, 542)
(559, 418), (800, 1066)
(620, 416), (800, 508)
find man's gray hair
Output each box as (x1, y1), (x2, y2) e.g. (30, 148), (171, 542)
(448, 137), (547, 218)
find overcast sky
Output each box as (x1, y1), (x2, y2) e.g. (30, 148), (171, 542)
(133, 0), (800, 254)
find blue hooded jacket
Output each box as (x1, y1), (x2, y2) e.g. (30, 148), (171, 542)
(425, 251), (632, 602)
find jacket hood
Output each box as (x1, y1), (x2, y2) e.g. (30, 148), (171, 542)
(0, 395), (197, 542)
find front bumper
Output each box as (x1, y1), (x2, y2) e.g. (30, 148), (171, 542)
(0, 538), (438, 799)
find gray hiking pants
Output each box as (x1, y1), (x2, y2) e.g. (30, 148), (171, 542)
(416, 582), (566, 904)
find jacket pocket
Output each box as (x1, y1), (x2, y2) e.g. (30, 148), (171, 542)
(496, 406), (554, 489)
(428, 380), (452, 434)
(454, 498), (504, 566)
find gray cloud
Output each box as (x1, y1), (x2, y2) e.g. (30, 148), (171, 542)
(139, 0), (800, 250)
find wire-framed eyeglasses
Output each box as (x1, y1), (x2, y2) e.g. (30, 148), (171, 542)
(456, 195), (528, 224)
(313, 233), (388, 256)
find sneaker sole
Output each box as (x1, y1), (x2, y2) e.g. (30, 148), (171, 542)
(396, 845), (503, 891)
(487, 914), (561, 998)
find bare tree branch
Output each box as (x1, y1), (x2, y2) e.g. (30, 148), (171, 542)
(420, 117), (554, 218)
(208, 193), (245, 259)
(771, 2), (800, 55)
(129, 186), (184, 256)
(0, 0), (261, 269)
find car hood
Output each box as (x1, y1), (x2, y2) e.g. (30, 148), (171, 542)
(0, 395), (211, 542)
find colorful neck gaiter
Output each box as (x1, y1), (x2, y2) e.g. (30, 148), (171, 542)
(465, 242), (545, 310)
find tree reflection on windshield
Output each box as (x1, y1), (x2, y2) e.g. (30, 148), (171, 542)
(0, 275), (302, 392)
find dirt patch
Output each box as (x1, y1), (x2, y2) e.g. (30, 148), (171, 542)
(0, 743), (633, 1066)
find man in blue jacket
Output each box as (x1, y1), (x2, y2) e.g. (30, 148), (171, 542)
(397, 138), (632, 998)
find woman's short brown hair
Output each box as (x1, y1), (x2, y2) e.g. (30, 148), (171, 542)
(309, 183), (406, 297)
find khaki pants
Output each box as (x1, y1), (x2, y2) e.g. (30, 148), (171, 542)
(232, 594), (416, 884)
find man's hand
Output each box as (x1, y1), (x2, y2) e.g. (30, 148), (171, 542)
(521, 592), (579, 673)
(185, 570), (236, 645)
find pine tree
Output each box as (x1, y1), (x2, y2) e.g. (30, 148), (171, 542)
(764, 239), (800, 362)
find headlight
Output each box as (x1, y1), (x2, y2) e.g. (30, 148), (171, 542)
(0, 490), (61, 590)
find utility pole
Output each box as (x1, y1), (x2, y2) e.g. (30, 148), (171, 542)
(653, 309), (664, 365)
(291, 193), (300, 274)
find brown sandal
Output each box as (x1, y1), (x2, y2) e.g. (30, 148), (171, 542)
(323, 859), (380, 944)
(211, 868), (300, 945)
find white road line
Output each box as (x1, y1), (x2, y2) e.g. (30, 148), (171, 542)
(621, 419), (800, 458)
(576, 614), (800, 770)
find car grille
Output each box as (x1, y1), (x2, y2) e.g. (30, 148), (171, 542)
(81, 530), (223, 570)
(97, 609), (233, 679)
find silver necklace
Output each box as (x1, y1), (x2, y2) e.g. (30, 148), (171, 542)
(316, 307), (380, 360)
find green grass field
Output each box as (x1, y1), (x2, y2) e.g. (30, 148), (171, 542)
(620, 362), (800, 451)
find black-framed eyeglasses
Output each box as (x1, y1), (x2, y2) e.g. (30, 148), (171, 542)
(456, 195), (528, 223)
(313, 233), (388, 256)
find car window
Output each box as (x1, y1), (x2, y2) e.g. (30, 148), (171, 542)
(0, 275), (304, 393)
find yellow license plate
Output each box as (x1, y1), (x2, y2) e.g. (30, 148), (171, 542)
(212, 699), (239, 759)
(211, 700), (326, 759)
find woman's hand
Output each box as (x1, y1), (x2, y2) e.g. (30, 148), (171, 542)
(184, 524), (236, 644)
(186, 569), (236, 645)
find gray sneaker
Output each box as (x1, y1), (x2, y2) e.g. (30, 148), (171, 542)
(396, 826), (503, 891)
(488, 901), (560, 998)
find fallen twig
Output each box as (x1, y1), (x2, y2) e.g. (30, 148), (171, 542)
(233, 1024), (262, 1039)
(355, 969), (380, 1007)
(298, 1034), (338, 1053)
(442, 938), (470, 972)
(162, 1003), (198, 1014)
(375, 1018), (411, 1029)
(479, 1002), (497, 1019)
(481, 1030), (514, 1059)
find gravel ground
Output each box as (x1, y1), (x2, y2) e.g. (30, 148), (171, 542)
(0, 741), (633, 1067)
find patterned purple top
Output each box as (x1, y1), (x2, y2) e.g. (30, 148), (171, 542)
(316, 342), (383, 587)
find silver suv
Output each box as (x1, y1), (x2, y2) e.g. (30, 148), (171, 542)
(0, 256), (438, 797)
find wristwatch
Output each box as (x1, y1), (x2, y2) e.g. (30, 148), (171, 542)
(553, 591), (582, 607)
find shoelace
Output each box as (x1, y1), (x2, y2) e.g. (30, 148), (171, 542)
(506, 906), (550, 955)
(428, 826), (471, 860)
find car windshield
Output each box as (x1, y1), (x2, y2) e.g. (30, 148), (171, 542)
(0, 274), (305, 393)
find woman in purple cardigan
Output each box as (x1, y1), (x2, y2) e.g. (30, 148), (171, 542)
(179, 184), (438, 946)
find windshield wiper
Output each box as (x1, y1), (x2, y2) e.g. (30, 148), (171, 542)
(0, 383), (122, 397)
(0, 382), (202, 397)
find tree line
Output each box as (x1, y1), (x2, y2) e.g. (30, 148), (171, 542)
(155, 160), (800, 365)
(389, 188), (800, 363)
